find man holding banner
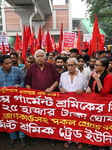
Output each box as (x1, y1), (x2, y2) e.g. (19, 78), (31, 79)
(59, 57), (87, 149)
(0, 55), (26, 148)
(26, 49), (59, 146)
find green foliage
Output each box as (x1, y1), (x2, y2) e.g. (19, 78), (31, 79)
(81, 0), (112, 37)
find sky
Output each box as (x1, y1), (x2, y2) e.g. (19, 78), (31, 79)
(71, 0), (87, 18)
(53, 0), (87, 18)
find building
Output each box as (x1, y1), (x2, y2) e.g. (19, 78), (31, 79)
(1, 0), (72, 45)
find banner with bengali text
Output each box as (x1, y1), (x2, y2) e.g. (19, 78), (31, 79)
(0, 87), (112, 146)
(63, 32), (77, 53)
(0, 34), (9, 51)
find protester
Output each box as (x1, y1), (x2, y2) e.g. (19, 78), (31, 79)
(99, 50), (106, 58)
(60, 51), (67, 58)
(69, 48), (79, 58)
(63, 57), (68, 71)
(20, 55), (35, 79)
(83, 48), (90, 63)
(0, 55), (26, 148)
(48, 52), (54, 63)
(59, 58), (87, 149)
(86, 58), (112, 96)
(86, 58), (112, 150)
(77, 55), (91, 84)
(10, 47), (15, 53)
(55, 56), (66, 76)
(10, 52), (25, 69)
(107, 57), (112, 75)
(86, 56), (96, 74)
(25, 49), (59, 146)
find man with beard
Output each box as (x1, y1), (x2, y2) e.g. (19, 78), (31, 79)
(77, 55), (91, 84)
(55, 56), (66, 76)
(0, 55), (26, 148)
(86, 57), (96, 74)
(10, 52), (25, 69)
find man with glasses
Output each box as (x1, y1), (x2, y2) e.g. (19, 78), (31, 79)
(59, 58), (87, 148)
(59, 58), (87, 94)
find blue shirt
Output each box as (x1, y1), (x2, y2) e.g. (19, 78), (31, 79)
(0, 66), (24, 87)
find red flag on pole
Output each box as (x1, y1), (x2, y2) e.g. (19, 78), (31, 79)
(92, 14), (103, 53)
(88, 40), (92, 57)
(46, 30), (53, 53)
(29, 31), (35, 56)
(15, 33), (22, 52)
(26, 25), (31, 50)
(58, 23), (63, 53)
(2, 42), (6, 55)
(37, 25), (41, 50)
(77, 27), (81, 54)
(22, 25), (26, 64)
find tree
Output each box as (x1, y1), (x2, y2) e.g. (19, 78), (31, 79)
(81, 0), (112, 37)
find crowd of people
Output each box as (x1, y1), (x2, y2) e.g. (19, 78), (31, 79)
(0, 47), (112, 150)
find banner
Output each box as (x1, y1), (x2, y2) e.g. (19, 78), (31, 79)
(0, 34), (9, 51)
(83, 34), (105, 47)
(0, 87), (112, 146)
(63, 32), (77, 53)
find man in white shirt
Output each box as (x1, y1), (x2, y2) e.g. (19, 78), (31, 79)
(59, 58), (87, 94)
(59, 58), (87, 149)
(77, 55), (91, 84)
(86, 57), (96, 74)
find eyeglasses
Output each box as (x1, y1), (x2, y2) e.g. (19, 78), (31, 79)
(67, 64), (75, 67)
(94, 64), (102, 67)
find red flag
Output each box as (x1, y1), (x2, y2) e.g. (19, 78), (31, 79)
(37, 25), (41, 50)
(92, 14), (103, 53)
(22, 25), (26, 63)
(29, 32), (35, 56)
(52, 35), (55, 45)
(83, 40), (89, 49)
(88, 40), (92, 57)
(46, 30), (53, 53)
(58, 23), (63, 53)
(15, 33), (22, 52)
(77, 27), (81, 54)
(55, 43), (58, 51)
(2, 42), (6, 55)
(26, 25), (31, 50)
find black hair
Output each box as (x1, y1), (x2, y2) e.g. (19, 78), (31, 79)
(98, 58), (109, 69)
(90, 56), (96, 60)
(49, 52), (55, 57)
(107, 56), (112, 62)
(1, 55), (11, 65)
(10, 52), (18, 58)
(63, 57), (68, 63)
(69, 48), (79, 54)
(77, 55), (85, 61)
(55, 56), (63, 62)
(99, 50), (106, 55)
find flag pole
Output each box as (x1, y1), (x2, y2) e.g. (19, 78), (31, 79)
(96, 38), (99, 58)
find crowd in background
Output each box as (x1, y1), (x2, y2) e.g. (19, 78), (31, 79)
(0, 47), (112, 150)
